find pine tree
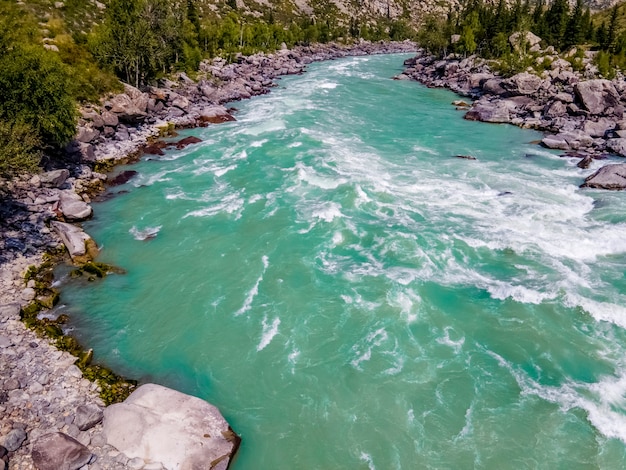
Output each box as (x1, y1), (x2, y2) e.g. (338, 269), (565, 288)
(564, 0), (584, 49)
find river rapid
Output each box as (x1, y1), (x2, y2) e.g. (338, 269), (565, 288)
(55, 54), (626, 469)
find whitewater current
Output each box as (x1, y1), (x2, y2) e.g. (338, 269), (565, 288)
(56, 54), (626, 469)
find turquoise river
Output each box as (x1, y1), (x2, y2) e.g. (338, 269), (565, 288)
(56, 54), (626, 469)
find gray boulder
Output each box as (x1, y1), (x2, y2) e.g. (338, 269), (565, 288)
(101, 111), (119, 127)
(31, 432), (92, 470)
(58, 191), (92, 221)
(544, 100), (567, 118)
(75, 404), (104, 431)
(2, 428), (26, 452)
(542, 130), (593, 150)
(464, 101), (510, 123)
(50, 221), (93, 259)
(76, 126), (100, 143)
(607, 138), (626, 156)
(574, 79), (622, 116)
(582, 118), (615, 138)
(103, 383), (239, 470)
(481, 78), (506, 96)
(40, 169), (69, 188)
(581, 163), (626, 190)
(107, 94), (147, 123)
(502, 72), (543, 96)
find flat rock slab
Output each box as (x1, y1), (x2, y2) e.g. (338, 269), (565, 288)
(581, 163), (626, 190)
(103, 383), (239, 470)
(50, 221), (92, 258)
(31, 432), (92, 470)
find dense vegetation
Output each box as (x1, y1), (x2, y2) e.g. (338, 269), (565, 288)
(6, 0), (626, 178)
(418, 0), (626, 78)
(0, 0), (415, 177)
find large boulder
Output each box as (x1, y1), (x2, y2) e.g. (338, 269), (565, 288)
(103, 384), (239, 470)
(581, 163), (626, 190)
(107, 93), (147, 123)
(198, 105), (237, 124)
(40, 169), (69, 188)
(607, 138), (626, 156)
(50, 221), (94, 260)
(542, 130), (594, 150)
(31, 432), (92, 470)
(464, 100), (510, 123)
(502, 72), (543, 96)
(509, 31), (542, 51)
(574, 80), (622, 116)
(58, 191), (92, 221)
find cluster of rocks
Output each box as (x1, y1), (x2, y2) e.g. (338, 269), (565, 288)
(0, 40), (417, 470)
(399, 36), (626, 189)
(74, 40), (417, 165)
(0, 302), (237, 470)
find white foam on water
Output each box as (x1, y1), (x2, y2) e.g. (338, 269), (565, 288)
(319, 82), (338, 89)
(250, 139), (268, 148)
(296, 162), (347, 189)
(183, 192), (245, 219)
(351, 327), (389, 370)
(487, 349), (626, 445)
(257, 315), (281, 351)
(235, 256), (269, 316)
(129, 225), (162, 241)
(412, 145), (439, 156)
(214, 164), (237, 177)
(288, 142), (302, 148)
(436, 327), (465, 354)
(311, 202), (345, 223)
(565, 293), (626, 329)
(487, 281), (555, 305)
(287, 346), (300, 374)
(249, 194), (263, 204)
(242, 119), (286, 136)
(332, 231), (344, 246)
(359, 452), (376, 470)
(165, 189), (186, 200)
(387, 289), (421, 324)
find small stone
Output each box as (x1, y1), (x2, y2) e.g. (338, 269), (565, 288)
(143, 463), (165, 470)
(30, 382), (44, 394)
(75, 405), (103, 431)
(128, 457), (145, 469)
(4, 379), (20, 391)
(67, 365), (83, 378)
(90, 433), (106, 448)
(0, 445), (7, 458)
(21, 287), (36, 301)
(0, 336), (11, 348)
(2, 428), (27, 451)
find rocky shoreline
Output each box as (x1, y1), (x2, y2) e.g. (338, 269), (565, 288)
(397, 37), (626, 189)
(0, 40), (416, 470)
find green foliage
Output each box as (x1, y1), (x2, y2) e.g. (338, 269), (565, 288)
(0, 121), (42, 178)
(0, 45), (77, 148)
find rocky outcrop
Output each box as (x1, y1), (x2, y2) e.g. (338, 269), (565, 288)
(573, 79), (622, 116)
(50, 221), (95, 262)
(103, 384), (240, 470)
(401, 44), (626, 188)
(581, 163), (626, 190)
(71, 41), (416, 164)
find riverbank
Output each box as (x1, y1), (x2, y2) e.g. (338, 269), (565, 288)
(0, 41), (416, 470)
(397, 43), (626, 189)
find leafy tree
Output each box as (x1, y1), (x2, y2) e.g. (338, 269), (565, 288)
(0, 121), (42, 178)
(0, 45), (76, 147)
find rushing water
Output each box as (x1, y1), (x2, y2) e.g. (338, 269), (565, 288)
(56, 54), (626, 468)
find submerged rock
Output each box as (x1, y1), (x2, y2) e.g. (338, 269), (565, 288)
(103, 383), (239, 470)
